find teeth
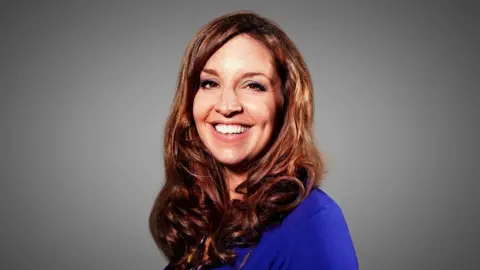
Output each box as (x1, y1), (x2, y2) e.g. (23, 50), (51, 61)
(214, 124), (249, 134)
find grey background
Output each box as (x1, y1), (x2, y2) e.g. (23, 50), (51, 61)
(1, 1), (478, 269)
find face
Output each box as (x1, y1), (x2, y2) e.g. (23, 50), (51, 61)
(192, 34), (284, 169)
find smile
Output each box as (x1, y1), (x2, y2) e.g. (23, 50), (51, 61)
(214, 124), (250, 134)
(209, 123), (251, 143)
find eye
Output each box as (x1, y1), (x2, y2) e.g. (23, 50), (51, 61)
(200, 79), (218, 89)
(246, 81), (266, 92)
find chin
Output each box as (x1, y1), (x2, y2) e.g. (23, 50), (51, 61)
(212, 154), (246, 166)
(206, 148), (248, 166)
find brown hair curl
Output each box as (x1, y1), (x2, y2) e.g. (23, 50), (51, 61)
(149, 10), (325, 269)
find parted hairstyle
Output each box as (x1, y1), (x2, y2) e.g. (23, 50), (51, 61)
(149, 10), (325, 269)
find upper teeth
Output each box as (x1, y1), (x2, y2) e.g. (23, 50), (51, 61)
(214, 124), (249, 134)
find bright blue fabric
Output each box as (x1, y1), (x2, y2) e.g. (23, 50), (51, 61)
(213, 187), (358, 269)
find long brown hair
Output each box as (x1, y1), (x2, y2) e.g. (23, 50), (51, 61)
(149, 10), (325, 268)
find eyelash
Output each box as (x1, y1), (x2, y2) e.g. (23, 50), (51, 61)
(200, 79), (218, 89)
(199, 79), (266, 92)
(246, 82), (266, 92)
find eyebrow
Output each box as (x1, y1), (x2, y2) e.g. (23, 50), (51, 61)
(201, 68), (276, 86)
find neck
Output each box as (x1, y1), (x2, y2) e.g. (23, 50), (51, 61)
(225, 168), (247, 200)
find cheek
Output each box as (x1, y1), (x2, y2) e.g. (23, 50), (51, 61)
(192, 91), (208, 121)
(245, 99), (278, 126)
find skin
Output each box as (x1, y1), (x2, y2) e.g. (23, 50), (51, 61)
(192, 34), (284, 199)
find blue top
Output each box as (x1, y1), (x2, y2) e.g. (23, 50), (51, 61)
(166, 187), (359, 269)
(216, 187), (358, 269)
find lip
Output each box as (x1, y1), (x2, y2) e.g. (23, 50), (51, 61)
(208, 120), (253, 127)
(208, 123), (250, 144)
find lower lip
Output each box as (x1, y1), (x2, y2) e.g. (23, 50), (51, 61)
(209, 124), (250, 143)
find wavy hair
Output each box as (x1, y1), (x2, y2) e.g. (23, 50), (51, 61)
(149, 11), (325, 269)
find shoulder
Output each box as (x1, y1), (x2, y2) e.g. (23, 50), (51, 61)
(280, 187), (342, 227)
(278, 187), (359, 269)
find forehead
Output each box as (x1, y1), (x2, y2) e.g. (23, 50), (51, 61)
(203, 34), (276, 76)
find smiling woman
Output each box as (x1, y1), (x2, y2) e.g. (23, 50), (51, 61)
(194, 34), (284, 196)
(149, 11), (358, 270)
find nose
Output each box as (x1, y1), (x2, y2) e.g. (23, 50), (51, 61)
(214, 88), (242, 117)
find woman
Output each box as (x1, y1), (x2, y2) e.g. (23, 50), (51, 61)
(149, 11), (358, 269)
